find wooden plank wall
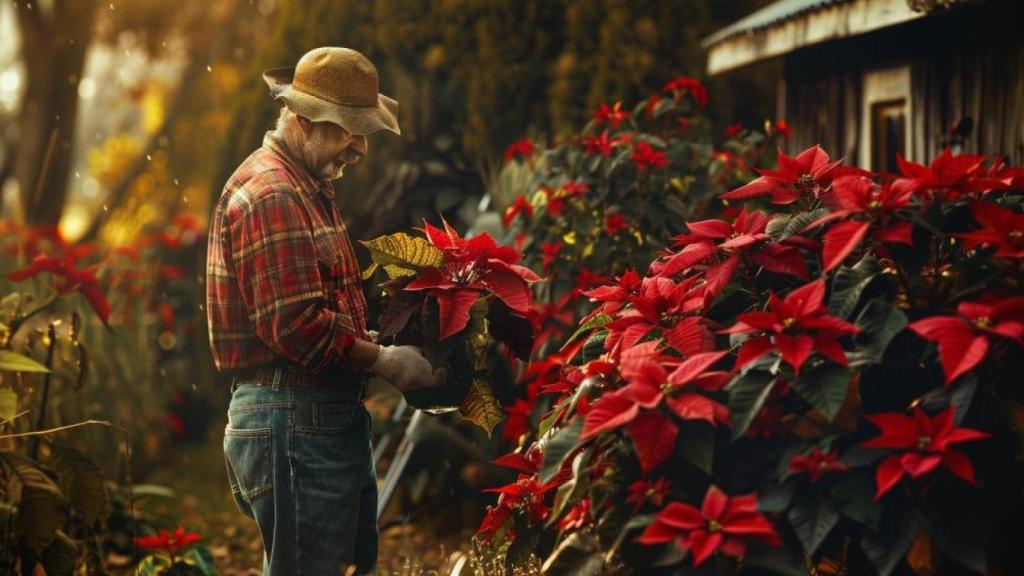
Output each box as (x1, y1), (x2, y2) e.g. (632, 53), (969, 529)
(781, 0), (1023, 167)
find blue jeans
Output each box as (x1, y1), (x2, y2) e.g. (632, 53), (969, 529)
(223, 376), (378, 575)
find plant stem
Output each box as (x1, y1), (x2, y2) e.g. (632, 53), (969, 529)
(4, 291), (59, 346)
(30, 321), (57, 459)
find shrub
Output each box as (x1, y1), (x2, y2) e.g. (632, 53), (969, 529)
(479, 85), (1024, 575)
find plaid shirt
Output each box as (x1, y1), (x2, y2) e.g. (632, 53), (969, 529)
(205, 132), (368, 374)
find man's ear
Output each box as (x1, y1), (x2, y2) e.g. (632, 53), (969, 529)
(296, 115), (313, 135)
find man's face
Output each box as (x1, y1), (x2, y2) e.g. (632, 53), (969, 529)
(300, 118), (368, 181)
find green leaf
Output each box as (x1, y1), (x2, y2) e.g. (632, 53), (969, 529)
(727, 371), (777, 440)
(561, 314), (613, 351)
(743, 541), (808, 576)
(540, 531), (603, 576)
(137, 554), (172, 576)
(849, 299), (908, 366)
(182, 546), (216, 576)
(792, 363), (851, 420)
(861, 512), (920, 576)
(0, 350), (50, 373)
(828, 253), (880, 319)
(540, 418), (582, 484)
(787, 495), (839, 556)
(39, 530), (78, 576)
(54, 444), (108, 527)
(0, 388), (17, 423)
(785, 208), (830, 239)
(765, 214), (792, 241)
(831, 470), (882, 531)
(459, 378), (504, 437)
(677, 421), (714, 474)
(550, 451), (589, 524)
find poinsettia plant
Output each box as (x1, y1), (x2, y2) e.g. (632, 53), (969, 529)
(476, 80), (1024, 574)
(361, 218), (540, 434)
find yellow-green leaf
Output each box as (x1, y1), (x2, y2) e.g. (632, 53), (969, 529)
(0, 389), (16, 423)
(359, 232), (443, 273)
(459, 379), (503, 437)
(0, 351), (50, 373)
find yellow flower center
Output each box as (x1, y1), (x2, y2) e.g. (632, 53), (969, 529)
(974, 316), (992, 329)
(707, 519), (723, 533)
(1010, 230), (1023, 240)
(868, 200), (882, 210)
(917, 436), (933, 450)
(782, 317), (797, 329)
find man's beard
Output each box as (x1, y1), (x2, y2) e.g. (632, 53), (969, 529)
(302, 131), (361, 181)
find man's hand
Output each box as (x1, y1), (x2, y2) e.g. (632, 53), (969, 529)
(369, 344), (447, 392)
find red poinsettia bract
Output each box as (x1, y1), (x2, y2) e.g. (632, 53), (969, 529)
(477, 474), (553, 541)
(502, 194), (533, 228)
(135, 525), (203, 554)
(859, 406), (989, 499)
(405, 219), (540, 339)
(789, 447), (848, 482)
(594, 102), (629, 129)
(503, 138), (535, 163)
(7, 254), (112, 326)
(908, 297), (1024, 384)
(721, 145), (843, 205)
(956, 200), (1024, 259)
(809, 175), (917, 271)
(896, 148), (1009, 201)
(636, 485), (781, 567)
(581, 352), (730, 473)
(723, 280), (859, 375)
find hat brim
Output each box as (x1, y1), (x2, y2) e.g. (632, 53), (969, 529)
(262, 66), (401, 136)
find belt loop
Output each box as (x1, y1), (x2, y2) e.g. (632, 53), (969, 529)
(271, 368), (282, 391)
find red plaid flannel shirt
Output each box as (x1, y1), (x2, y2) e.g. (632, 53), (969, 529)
(205, 132), (368, 373)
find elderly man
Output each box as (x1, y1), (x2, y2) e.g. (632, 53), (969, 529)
(205, 47), (443, 575)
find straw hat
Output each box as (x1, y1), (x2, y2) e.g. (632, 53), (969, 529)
(262, 47), (400, 136)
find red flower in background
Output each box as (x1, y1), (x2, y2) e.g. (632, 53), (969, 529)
(773, 120), (791, 140)
(135, 525), (203, 554)
(908, 297), (1024, 384)
(896, 148), (1009, 200)
(582, 129), (621, 157)
(677, 117), (691, 132)
(595, 102), (629, 129)
(605, 213), (628, 235)
(557, 498), (592, 530)
(721, 145), (843, 205)
(7, 254), (111, 326)
(662, 75), (708, 108)
(540, 241), (564, 273)
(626, 478), (670, 511)
(636, 485), (781, 567)
(860, 406), (989, 499)
(724, 280), (859, 374)
(956, 200), (1024, 259)
(561, 180), (590, 199)
(722, 123), (743, 138)
(503, 194), (534, 228)
(631, 141), (669, 171)
(789, 447), (848, 482)
(503, 138), (535, 163)
(404, 219), (540, 339)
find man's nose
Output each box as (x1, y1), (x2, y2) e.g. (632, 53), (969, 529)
(350, 135), (368, 156)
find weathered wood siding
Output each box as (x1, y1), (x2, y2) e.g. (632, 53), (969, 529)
(782, 0), (1023, 166)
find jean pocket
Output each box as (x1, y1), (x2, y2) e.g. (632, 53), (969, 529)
(298, 401), (359, 435)
(223, 427), (272, 505)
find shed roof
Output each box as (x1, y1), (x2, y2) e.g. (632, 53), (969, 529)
(703, 0), (968, 75)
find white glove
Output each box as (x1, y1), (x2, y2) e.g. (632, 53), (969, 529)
(369, 345), (444, 392)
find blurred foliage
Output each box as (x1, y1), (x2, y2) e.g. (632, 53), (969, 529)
(218, 0), (775, 242)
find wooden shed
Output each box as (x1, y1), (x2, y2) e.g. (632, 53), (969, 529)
(703, 0), (1024, 169)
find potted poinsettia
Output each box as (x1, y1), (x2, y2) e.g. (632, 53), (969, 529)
(361, 218), (540, 434)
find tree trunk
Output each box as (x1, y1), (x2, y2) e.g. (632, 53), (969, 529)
(11, 0), (98, 226)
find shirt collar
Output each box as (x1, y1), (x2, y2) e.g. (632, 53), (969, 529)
(261, 132), (336, 201)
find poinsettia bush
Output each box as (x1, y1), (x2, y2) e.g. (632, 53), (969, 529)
(493, 77), (786, 447)
(361, 218), (540, 434)
(477, 140), (1024, 574)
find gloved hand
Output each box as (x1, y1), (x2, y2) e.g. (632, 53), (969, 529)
(369, 344), (446, 392)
